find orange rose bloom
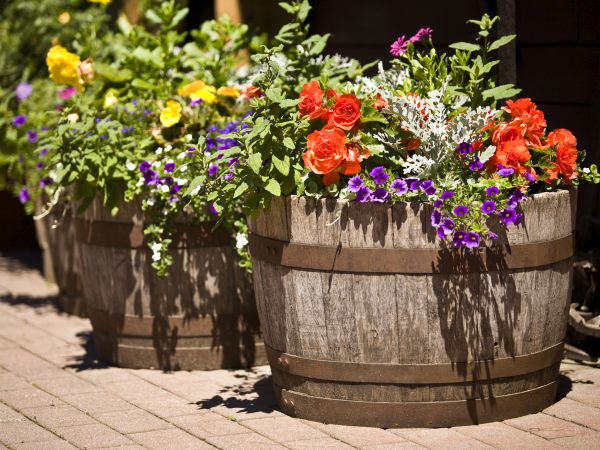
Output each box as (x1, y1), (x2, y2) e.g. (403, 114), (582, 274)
(491, 122), (524, 145)
(488, 138), (532, 176)
(546, 128), (578, 182)
(321, 144), (370, 186)
(503, 98), (547, 147)
(303, 126), (348, 175)
(329, 94), (361, 130)
(299, 80), (326, 120)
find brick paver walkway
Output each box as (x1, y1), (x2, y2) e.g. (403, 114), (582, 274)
(0, 251), (599, 449)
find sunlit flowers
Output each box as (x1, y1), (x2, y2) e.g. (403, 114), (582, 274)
(46, 45), (91, 91)
(88, 0), (112, 4)
(159, 100), (182, 127)
(217, 86), (240, 98)
(179, 80), (217, 104)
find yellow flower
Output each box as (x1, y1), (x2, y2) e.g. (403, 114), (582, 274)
(88, 0), (112, 4)
(160, 100), (182, 127)
(58, 12), (71, 24)
(179, 80), (217, 104)
(217, 86), (240, 98)
(46, 45), (82, 90)
(103, 90), (119, 109)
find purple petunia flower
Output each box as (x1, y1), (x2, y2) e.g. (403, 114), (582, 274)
(39, 177), (53, 188)
(390, 35), (408, 57)
(355, 186), (373, 203)
(453, 230), (466, 247)
(457, 142), (473, 155)
(390, 178), (408, 195)
(40, 148), (48, 157)
(464, 232), (481, 248)
(431, 210), (442, 227)
(164, 162), (176, 173)
(347, 175), (364, 193)
(36, 162), (44, 170)
(15, 82), (32, 101)
(453, 205), (469, 217)
(469, 157), (484, 171)
(481, 200), (496, 215)
(406, 178), (420, 191)
(371, 188), (390, 203)
(139, 161), (152, 173)
(506, 190), (525, 209)
(433, 199), (443, 209)
(208, 164), (219, 178)
(223, 172), (234, 181)
(369, 166), (389, 185)
(420, 180), (436, 196)
(228, 157), (240, 167)
(524, 171), (537, 182)
(499, 208), (520, 226)
(440, 218), (455, 235)
(12, 115), (26, 128)
(440, 191), (454, 200)
(27, 130), (38, 144)
(485, 186), (500, 197)
(209, 203), (219, 216)
(171, 184), (181, 194)
(143, 170), (159, 185)
(488, 231), (499, 240)
(497, 164), (514, 177)
(18, 187), (30, 204)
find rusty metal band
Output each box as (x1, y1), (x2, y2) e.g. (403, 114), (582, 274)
(74, 217), (232, 249)
(274, 381), (558, 428)
(87, 307), (256, 338)
(266, 343), (563, 384)
(249, 233), (573, 274)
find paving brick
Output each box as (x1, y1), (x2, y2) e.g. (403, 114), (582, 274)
(552, 432), (600, 450)
(306, 422), (406, 448)
(0, 388), (63, 410)
(505, 412), (594, 440)
(0, 336), (17, 349)
(94, 408), (172, 434)
(456, 421), (565, 449)
(565, 382), (600, 409)
(0, 402), (25, 422)
(391, 428), (495, 449)
(130, 393), (202, 419)
(286, 437), (356, 449)
(32, 374), (99, 396)
(61, 391), (134, 414)
(242, 416), (327, 443)
(544, 398), (600, 431)
(0, 348), (60, 379)
(0, 372), (31, 391)
(132, 369), (203, 387)
(103, 379), (168, 402)
(129, 428), (215, 449)
(206, 433), (286, 449)
(360, 442), (428, 449)
(71, 367), (140, 385)
(169, 412), (252, 438)
(11, 438), (78, 450)
(0, 420), (56, 444)
(157, 381), (228, 403)
(54, 423), (134, 448)
(23, 405), (96, 429)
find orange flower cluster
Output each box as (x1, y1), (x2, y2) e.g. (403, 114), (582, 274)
(299, 81), (369, 185)
(486, 98), (578, 183)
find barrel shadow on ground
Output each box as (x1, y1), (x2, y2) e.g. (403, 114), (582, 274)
(194, 374), (278, 415)
(556, 373), (573, 401)
(63, 330), (111, 372)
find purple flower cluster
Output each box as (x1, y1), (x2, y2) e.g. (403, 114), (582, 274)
(18, 187), (30, 204)
(205, 121), (244, 180)
(390, 27), (433, 57)
(12, 115), (26, 128)
(15, 82), (32, 101)
(349, 168), (437, 204)
(139, 160), (181, 202)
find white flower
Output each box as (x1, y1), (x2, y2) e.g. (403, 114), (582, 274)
(155, 148), (163, 155)
(67, 113), (78, 123)
(150, 242), (162, 261)
(160, 185), (170, 193)
(236, 233), (248, 249)
(175, 177), (187, 185)
(177, 151), (187, 160)
(126, 160), (136, 171)
(583, 167), (591, 174)
(165, 144), (173, 152)
(184, 134), (192, 142)
(180, 165), (188, 172)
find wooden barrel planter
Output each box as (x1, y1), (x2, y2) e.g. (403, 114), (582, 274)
(74, 199), (266, 371)
(34, 202), (87, 316)
(247, 190), (576, 428)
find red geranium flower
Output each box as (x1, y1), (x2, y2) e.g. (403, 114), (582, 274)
(488, 138), (534, 177)
(303, 126), (348, 176)
(546, 128), (578, 182)
(298, 80), (327, 120)
(503, 98), (547, 148)
(329, 94), (361, 131)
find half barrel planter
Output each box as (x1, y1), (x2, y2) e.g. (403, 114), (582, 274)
(75, 199), (266, 370)
(248, 190), (575, 428)
(34, 201), (86, 316)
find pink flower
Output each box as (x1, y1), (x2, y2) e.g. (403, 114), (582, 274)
(58, 87), (77, 101)
(390, 35), (408, 57)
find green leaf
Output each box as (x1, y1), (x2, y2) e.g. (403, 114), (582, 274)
(279, 98), (301, 108)
(247, 152), (263, 174)
(482, 84), (522, 100)
(282, 137), (295, 150)
(298, 0), (311, 21)
(172, 8), (189, 27)
(264, 178), (281, 196)
(272, 154), (290, 176)
(265, 87), (283, 103)
(131, 78), (158, 90)
(449, 42), (480, 52)
(234, 181), (249, 198)
(184, 175), (205, 196)
(488, 34), (516, 52)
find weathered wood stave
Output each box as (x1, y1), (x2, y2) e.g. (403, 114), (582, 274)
(76, 199), (266, 370)
(248, 190), (575, 427)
